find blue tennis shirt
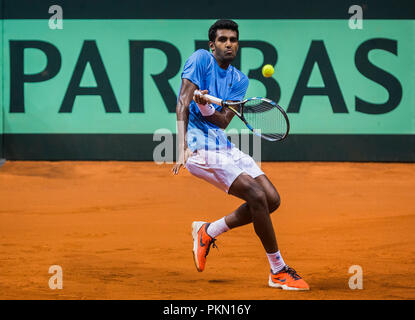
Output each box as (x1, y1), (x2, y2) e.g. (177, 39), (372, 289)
(180, 49), (249, 152)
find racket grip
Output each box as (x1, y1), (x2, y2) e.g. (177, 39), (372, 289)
(194, 90), (223, 106)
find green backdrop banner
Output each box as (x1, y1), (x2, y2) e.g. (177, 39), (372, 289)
(4, 20), (415, 133)
(1, 19), (415, 160)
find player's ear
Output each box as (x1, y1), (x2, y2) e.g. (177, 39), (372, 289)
(208, 41), (215, 52)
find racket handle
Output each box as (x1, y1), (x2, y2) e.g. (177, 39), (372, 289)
(194, 90), (223, 106)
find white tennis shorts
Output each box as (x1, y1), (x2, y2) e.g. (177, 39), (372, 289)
(186, 147), (264, 193)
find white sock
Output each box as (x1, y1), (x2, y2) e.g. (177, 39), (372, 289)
(266, 251), (286, 273)
(206, 217), (230, 238)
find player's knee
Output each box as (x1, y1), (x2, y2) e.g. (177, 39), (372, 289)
(268, 194), (281, 214)
(248, 188), (268, 209)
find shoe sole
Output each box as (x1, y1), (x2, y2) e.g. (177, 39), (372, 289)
(192, 221), (206, 272)
(268, 275), (310, 291)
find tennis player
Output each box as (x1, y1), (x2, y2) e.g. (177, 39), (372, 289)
(172, 19), (309, 290)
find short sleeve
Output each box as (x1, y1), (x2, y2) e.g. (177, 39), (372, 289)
(228, 73), (249, 101)
(181, 49), (210, 89)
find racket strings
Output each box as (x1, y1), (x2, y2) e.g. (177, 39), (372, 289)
(244, 103), (274, 113)
(243, 99), (288, 140)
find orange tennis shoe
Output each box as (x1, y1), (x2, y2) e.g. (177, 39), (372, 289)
(269, 265), (310, 291)
(192, 221), (217, 272)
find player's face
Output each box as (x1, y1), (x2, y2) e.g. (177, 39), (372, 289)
(210, 29), (239, 65)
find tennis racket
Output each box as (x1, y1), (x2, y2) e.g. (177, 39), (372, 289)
(194, 90), (290, 142)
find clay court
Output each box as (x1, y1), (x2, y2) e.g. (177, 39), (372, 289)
(0, 161), (414, 300)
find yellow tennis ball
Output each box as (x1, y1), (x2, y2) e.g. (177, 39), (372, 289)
(262, 64), (274, 78)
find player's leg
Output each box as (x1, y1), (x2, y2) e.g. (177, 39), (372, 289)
(191, 173), (279, 269)
(227, 174), (288, 278)
(194, 149), (280, 248)
(227, 173), (278, 253)
(187, 149), (309, 289)
(187, 149), (238, 272)
(227, 173), (309, 290)
(224, 174), (280, 229)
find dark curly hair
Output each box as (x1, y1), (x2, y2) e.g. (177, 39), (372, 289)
(208, 19), (239, 42)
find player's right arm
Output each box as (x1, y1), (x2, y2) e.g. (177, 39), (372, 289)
(193, 73), (249, 129)
(171, 78), (197, 175)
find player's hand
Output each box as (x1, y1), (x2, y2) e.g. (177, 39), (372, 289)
(172, 147), (193, 175)
(193, 90), (209, 105)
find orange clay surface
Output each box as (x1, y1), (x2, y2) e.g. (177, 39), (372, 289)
(0, 161), (414, 300)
